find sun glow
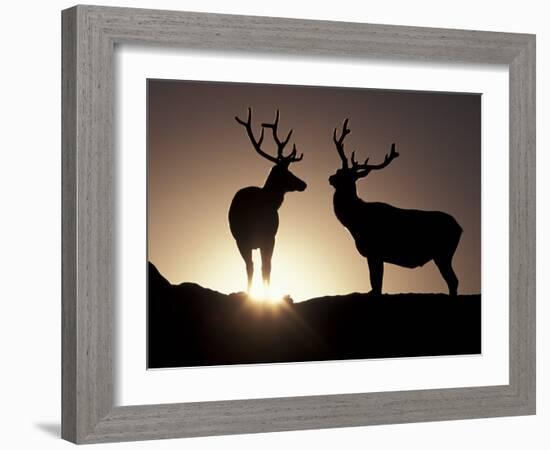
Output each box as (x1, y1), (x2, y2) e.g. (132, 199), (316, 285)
(247, 254), (287, 303)
(248, 279), (285, 304)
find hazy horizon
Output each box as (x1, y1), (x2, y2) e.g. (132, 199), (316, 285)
(147, 79), (481, 301)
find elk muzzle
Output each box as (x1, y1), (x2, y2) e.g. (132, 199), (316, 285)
(296, 179), (307, 192)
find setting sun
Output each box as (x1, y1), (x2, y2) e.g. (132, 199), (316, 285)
(248, 286), (284, 304)
(248, 253), (286, 303)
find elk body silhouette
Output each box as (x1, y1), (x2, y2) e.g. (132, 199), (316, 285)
(229, 108), (307, 293)
(329, 119), (462, 296)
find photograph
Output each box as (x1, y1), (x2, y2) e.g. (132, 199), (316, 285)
(147, 79), (482, 368)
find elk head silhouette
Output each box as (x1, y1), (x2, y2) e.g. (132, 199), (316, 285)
(329, 119), (462, 296)
(229, 108), (307, 293)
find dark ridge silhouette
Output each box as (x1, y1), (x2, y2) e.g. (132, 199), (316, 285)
(229, 108), (306, 293)
(148, 263), (481, 369)
(329, 119), (462, 296)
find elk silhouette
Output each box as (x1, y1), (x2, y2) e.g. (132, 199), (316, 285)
(229, 108), (307, 293)
(329, 119), (462, 296)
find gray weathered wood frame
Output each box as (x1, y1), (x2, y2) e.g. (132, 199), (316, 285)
(61, 5), (536, 444)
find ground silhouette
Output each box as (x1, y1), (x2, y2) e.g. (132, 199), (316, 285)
(329, 119), (462, 296)
(148, 263), (481, 368)
(229, 108), (306, 292)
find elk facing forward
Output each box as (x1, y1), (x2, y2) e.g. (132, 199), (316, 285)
(229, 108), (307, 293)
(329, 119), (462, 296)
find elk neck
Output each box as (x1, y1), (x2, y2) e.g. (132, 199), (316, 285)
(333, 184), (363, 227)
(261, 177), (287, 210)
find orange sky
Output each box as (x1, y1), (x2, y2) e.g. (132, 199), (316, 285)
(147, 79), (481, 301)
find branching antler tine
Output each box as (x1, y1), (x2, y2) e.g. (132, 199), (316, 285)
(289, 144), (296, 158)
(340, 119), (350, 140)
(286, 143), (304, 162)
(289, 143), (303, 161)
(235, 107), (278, 163)
(261, 109), (279, 128)
(362, 142), (399, 172)
(262, 110), (294, 160)
(333, 119), (350, 168)
(351, 150), (370, 169)
(280, 129), (293, 155)
(236, 108), (302, 165)
(235, 107), (251, 126)
(351, 151), (362, 167)
(261, 109), (280, 130)
(257, 127), (265, 147)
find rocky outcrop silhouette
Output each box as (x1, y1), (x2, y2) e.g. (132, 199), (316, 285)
(148, 262), (481, 368)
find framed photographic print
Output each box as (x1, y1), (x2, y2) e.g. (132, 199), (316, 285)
(62, 5), (535, 444)
(147, 79), (482, 369)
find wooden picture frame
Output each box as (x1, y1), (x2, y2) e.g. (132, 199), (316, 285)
(61, 5), (536, 444)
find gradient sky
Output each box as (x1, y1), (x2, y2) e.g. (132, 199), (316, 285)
(148, 79), (481, 301)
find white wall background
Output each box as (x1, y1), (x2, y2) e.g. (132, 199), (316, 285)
(0, 1), (546, 448)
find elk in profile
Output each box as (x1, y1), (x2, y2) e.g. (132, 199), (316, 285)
(229, 108), (307, 293)
(329, 119), (462, 296)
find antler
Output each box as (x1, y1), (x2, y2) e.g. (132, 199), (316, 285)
(235, 108), (276, 163)
(332, 119), (399, 177)
(333, 119), (351, 169)
(351, 143), (399, 179)
(235, 108), (303, 165)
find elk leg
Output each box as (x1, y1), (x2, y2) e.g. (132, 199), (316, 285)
(367, 257), (383, 295)
(237, 243), (253, 292)
(434, 257), (458, 296)
(260, 239), (275, 287)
